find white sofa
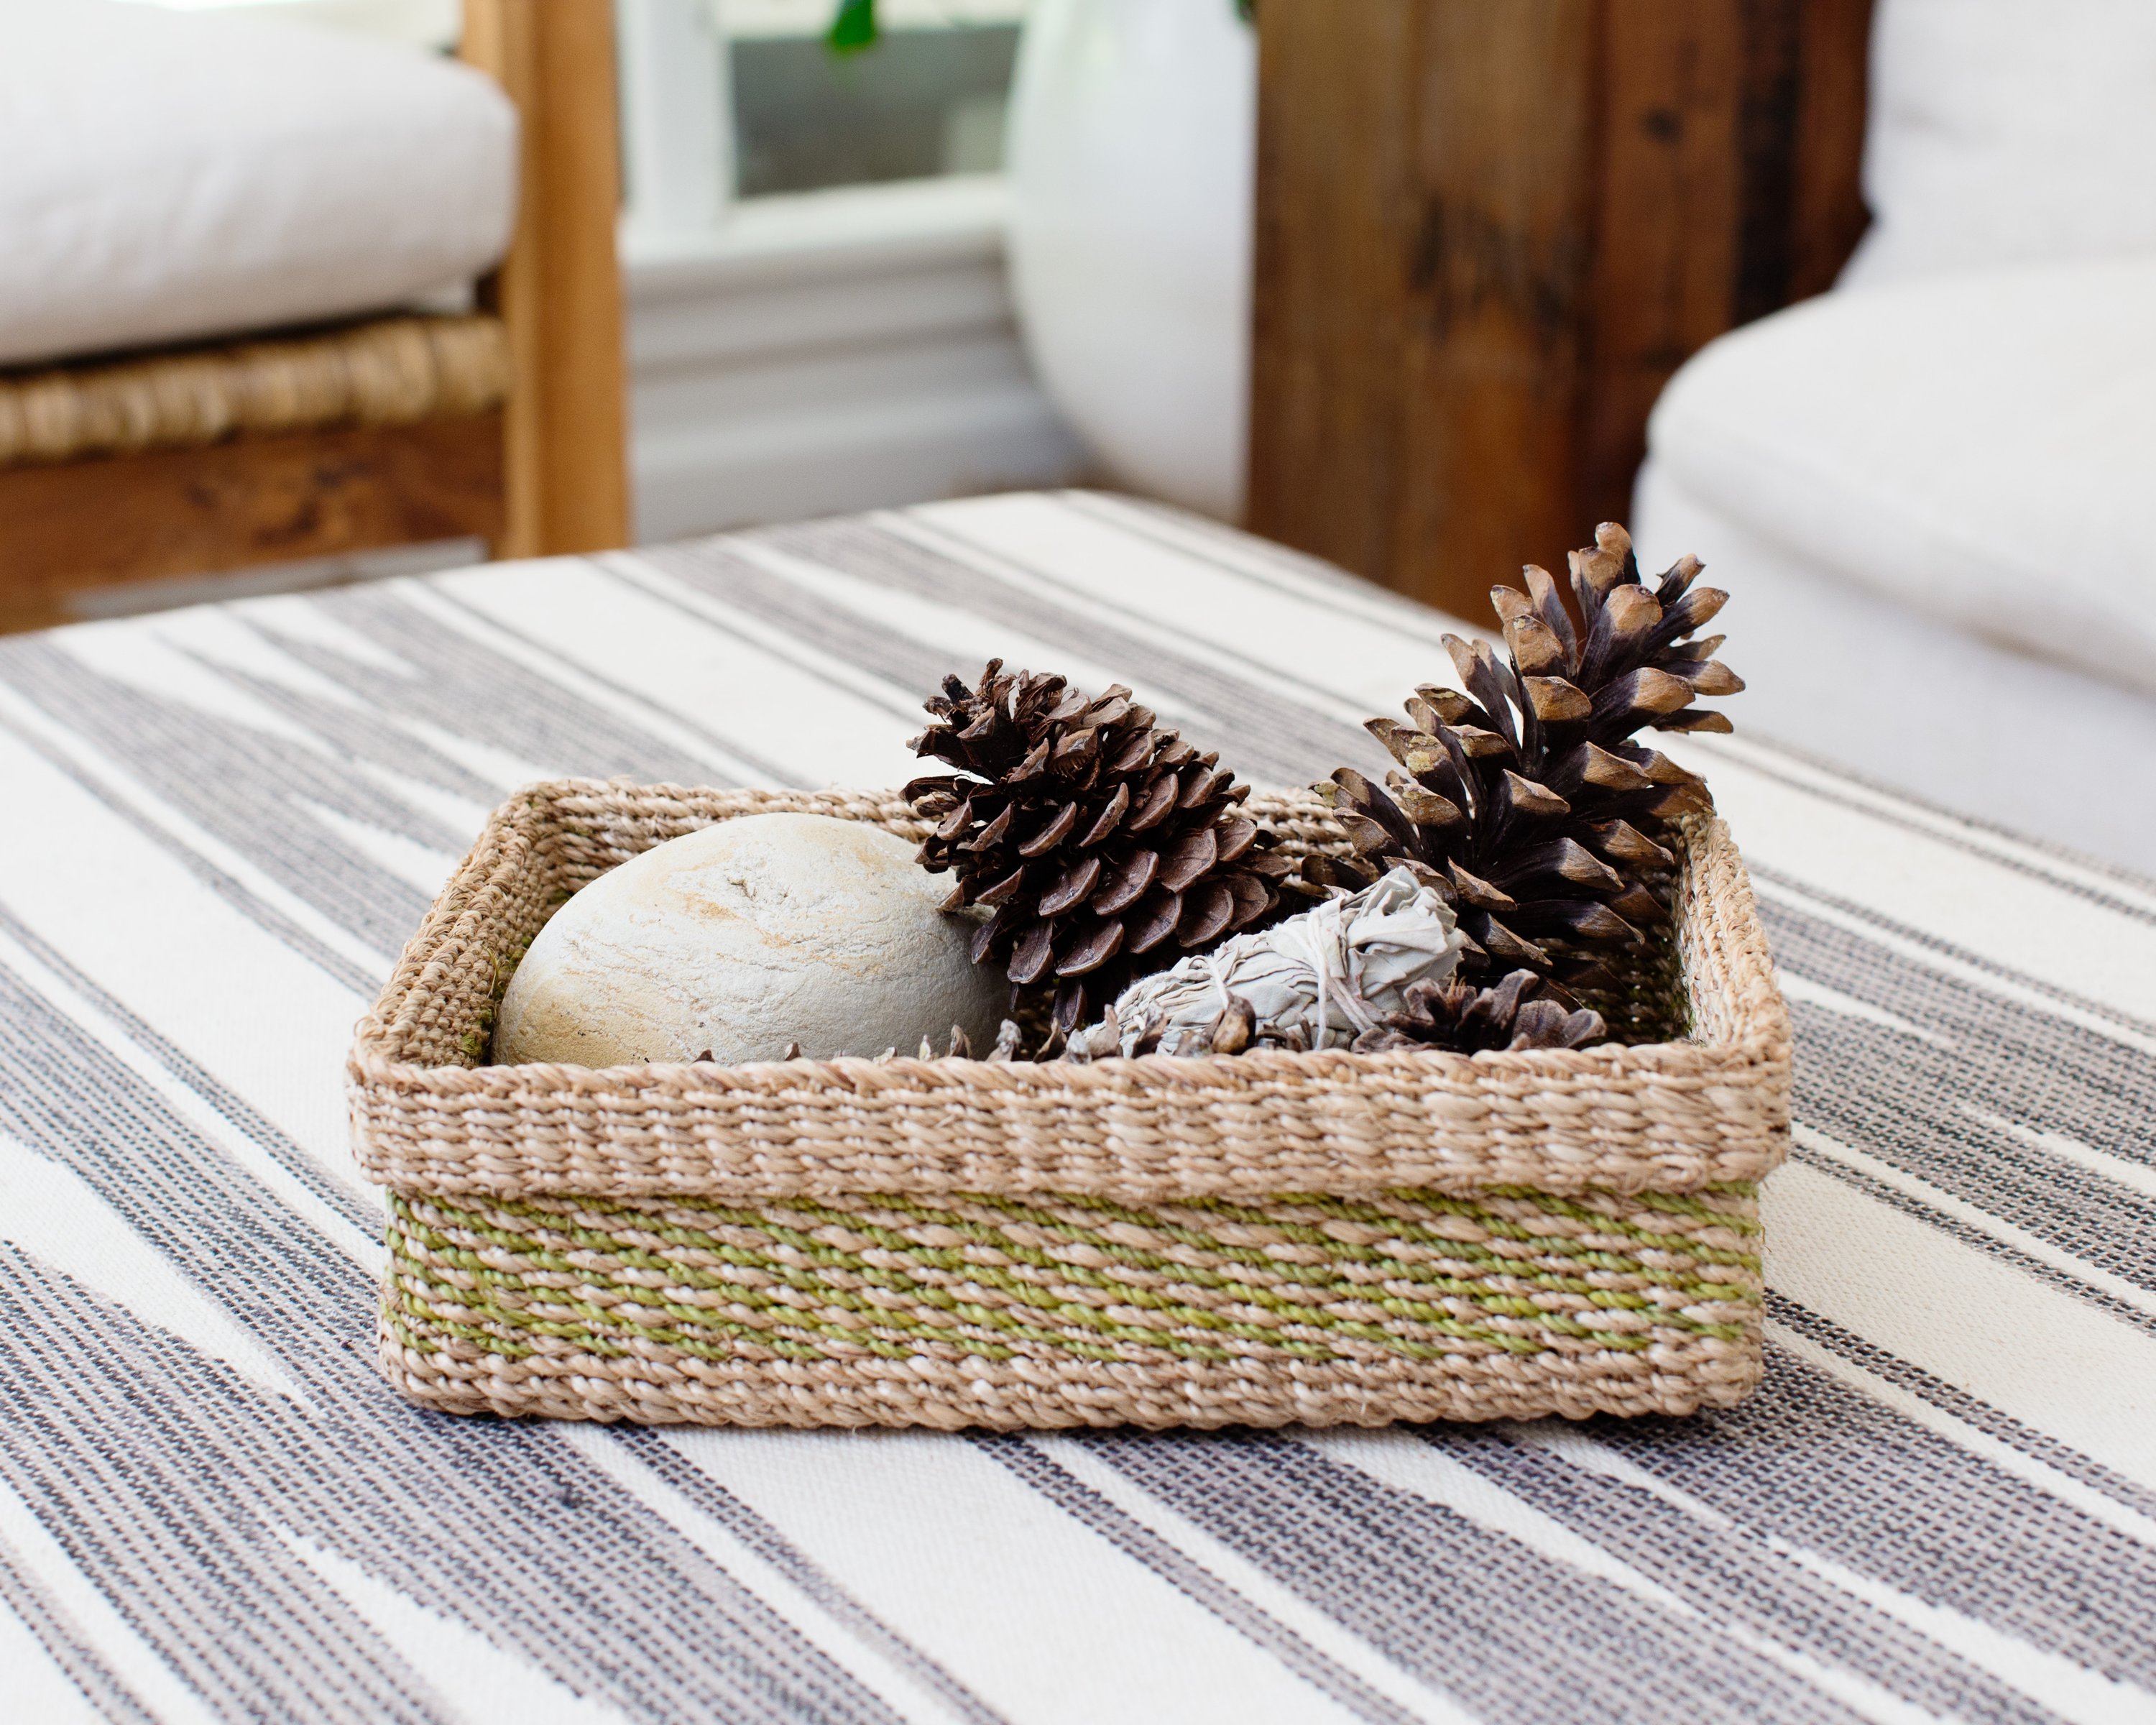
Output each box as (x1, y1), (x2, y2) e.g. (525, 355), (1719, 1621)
(1634, 0), (2156, 873)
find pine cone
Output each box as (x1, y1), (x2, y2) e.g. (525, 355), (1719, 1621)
(1306, 522), (1740, 990)
(1353, 970), (1606, 1054)
(906, 660), (1291, 1031)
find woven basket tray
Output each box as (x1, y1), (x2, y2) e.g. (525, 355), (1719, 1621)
(349, 778), (1791, 1430)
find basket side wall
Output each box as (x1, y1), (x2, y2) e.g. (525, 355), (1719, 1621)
(378, 1180), (1768, 1428)
(349, 782), (1790, 1203)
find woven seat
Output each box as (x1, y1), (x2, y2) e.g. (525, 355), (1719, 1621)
(0, 315), (509, 469)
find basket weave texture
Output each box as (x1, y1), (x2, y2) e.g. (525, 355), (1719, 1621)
(0, 314), (506, 467)
(349, 779), (1792, 1430)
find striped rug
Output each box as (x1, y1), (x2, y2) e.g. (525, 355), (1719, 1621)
(0, 490), (2151, 1724)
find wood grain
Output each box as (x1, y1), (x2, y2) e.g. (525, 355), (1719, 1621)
(1789, 0), (1876, 300)
(462, 0), (632, 557)
(1580, 0), (1746, 536)
(1246, 0), (1422, 584)
(0, 415), (503, 633)
(1393, 0), (1599, 611)
(1248, 0), (1874, 624)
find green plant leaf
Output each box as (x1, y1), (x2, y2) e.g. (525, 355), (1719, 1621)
(827, 0), (877, 53)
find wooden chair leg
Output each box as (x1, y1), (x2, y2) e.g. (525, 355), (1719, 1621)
(462, 0), (634, 558)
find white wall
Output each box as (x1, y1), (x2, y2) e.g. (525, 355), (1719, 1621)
(623, 177), (1084, 543)
(617, 0), (1082, 544)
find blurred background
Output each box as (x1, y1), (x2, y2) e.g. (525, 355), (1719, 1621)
(131, 0), (1099, 550)
(6, 0), (2154, 865)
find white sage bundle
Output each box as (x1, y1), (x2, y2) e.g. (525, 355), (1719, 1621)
(1067, 867), (1468, 1059)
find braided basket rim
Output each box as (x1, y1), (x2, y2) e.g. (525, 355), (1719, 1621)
(346, 778), (1792, 1201)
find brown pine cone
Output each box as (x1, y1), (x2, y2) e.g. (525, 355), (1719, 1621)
(1306, 521), (1740, 991)
(906, 660), (1290, 1032)
(1353, 970), (1607, 1054)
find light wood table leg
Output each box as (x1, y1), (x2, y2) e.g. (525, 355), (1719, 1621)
(463, 0), (634, 558)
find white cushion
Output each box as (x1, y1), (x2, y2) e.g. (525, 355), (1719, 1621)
(1843, 0), (2156, 288)
(1645, 257), (2156, 700)
(0, 0), (516, 367)
(1633, 462), (2156, 873)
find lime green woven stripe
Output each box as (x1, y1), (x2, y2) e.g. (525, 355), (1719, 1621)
(388, 1223), (1719, 1363)
(394, 1197), (1754, 1334)
(747, 1184), (1766, 1255)
(387, 1268), (1515, 1366)
(387, 1254), (1649, 1368)
(438, 1183), (1760, 1282)
(385, 1184), (1759, 1370)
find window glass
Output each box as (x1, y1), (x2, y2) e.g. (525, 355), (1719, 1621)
(722, 0), (1027, 199)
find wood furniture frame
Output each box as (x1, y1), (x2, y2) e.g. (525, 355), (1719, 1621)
(0, 0), (630, 634)
(1245, 0), (1874, 624)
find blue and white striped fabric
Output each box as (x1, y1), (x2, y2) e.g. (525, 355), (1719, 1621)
(1, 490), (2151, 1724)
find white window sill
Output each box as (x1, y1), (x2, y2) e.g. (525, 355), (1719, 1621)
(619, 172), (1082, 542)
(622, 173), (1010, 298)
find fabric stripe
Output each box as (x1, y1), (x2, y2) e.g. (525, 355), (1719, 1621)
(1766, 1295), (2156, 1530)
(0, 898), (377, 1234)
(2, 489), (2153, 1721)
(0, 1251), (447, 1724)
(1684, 730), (2156, 914)
(736, 517), (1390, 788)
(980, 1437), (1445, 1725)
(1763, 1159), (2156, 1494)
(0, 952), (930, 1724)
(604, 1430), (1012, 1725)
(0, 702), (385, 995)
(1388, 1425), (2069, 1725)
(1584, 1339), (2156, 1690)
(0, 1535), (161, 1725)
(652, 1425), (1377, 1725)
(1788, 1130), (2156, 1334)
(1078, 1430), (1868, 1725)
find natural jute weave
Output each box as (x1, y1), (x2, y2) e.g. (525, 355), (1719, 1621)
(349, 780), (1792, 1428)
(0, 313), (507, 467)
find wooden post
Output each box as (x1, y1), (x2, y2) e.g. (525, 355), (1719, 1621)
(462, 0), (633, 558)
(1246, 0), (1872, 623)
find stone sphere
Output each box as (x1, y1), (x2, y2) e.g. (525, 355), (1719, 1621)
(492, 812), (1005, 1066)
